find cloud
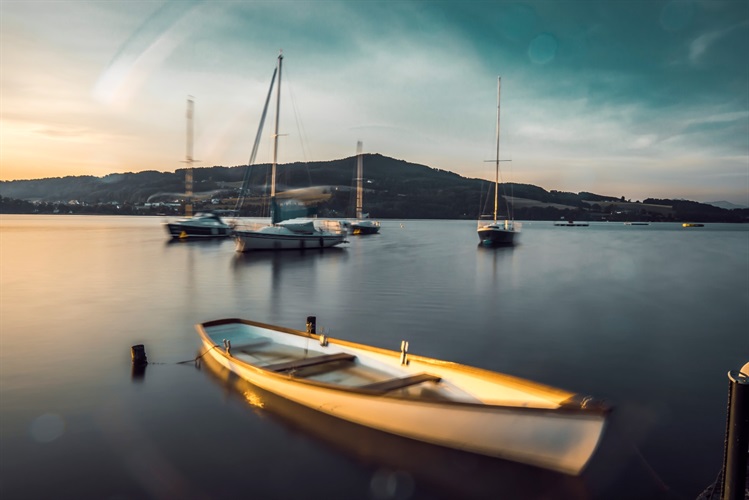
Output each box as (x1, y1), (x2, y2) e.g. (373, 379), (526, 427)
(92, 1), (206, 107)
(2, 0), (746, 204)
(688, 21), (749, 64)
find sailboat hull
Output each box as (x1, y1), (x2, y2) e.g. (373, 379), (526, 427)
(478, 225), (517, 246)
(165, 212), (233, 239)
(351, 220), (380, 235)
(167, 223), (232, 239)
(477, 78), (518, 247)
(234, 224), (346, 252)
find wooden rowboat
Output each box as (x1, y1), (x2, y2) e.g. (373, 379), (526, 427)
(196, 317), (611, 475)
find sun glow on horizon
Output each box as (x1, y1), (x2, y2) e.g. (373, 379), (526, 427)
(0, 1), (746, 206)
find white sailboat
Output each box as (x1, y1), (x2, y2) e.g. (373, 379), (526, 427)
(477, 77), (520, 246)
(347, 141), (380, 235)
(233, 54), (347, 252)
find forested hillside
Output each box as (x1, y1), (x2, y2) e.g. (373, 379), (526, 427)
(1, 154), (747, 222)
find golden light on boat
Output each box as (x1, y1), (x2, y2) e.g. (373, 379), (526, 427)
(242, 390), (265, 409)
(197, 318), (610, 475)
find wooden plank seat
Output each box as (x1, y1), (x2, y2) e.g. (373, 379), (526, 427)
(360, 373), (441, 393)
(262, 352), (357, 372)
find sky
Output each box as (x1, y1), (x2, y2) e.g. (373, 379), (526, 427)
(1, 0), (748, 205)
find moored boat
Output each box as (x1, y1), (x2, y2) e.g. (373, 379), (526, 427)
(352, 221), (380, 234)
(347, 141), (381, 235)
(232, 53), (347, 252)
(165, 211), (233, 239)
(163, 98), (234, 240)
(554, 220), (589, 227)
(235, 218), (347, 251)
(477, 77), (520, 246)
(196, 317), (610, 475)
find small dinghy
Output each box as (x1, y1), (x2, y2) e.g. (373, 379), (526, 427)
(196, 317), (610, 476)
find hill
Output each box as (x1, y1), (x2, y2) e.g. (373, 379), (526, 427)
(1, 154), (747, 222)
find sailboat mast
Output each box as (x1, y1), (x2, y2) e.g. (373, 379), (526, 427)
(356, 141), (363, 220)
(494, 77), (501, 222)
(271, 52), (283, 201)
(185, 96), (194, 217)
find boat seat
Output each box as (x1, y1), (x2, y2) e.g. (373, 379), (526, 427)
(262, 352), (356, 372)
(360, 373), (441, 393)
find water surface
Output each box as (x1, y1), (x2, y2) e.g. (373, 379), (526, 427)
(1, 216), (747, 499)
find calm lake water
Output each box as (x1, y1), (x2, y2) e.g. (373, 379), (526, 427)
(1, 215), (747, 499)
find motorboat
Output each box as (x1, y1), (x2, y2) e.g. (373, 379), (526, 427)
(165, 211), (233, 239)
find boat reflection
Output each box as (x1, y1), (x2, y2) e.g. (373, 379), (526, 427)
(230, 246), (348, 269)
(197, 351), (592, 499)
(164, 237), (228, 247)
(130, 363), (147, 382)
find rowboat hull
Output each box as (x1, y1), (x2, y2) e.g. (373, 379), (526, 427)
(196, 318), (609, 475)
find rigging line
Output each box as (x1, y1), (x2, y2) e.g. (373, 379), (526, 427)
(140, 345), (221, 366)
(284, 66), (314, 187)
(630, 444), (673, 494)
(181, 344), (221, 364)
(235, 66), (278, 214)
(504, 160), (514, 221)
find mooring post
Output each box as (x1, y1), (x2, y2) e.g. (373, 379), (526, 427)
(130, 344), (148, 366)
(721, 361), (749, 500)
(306, 316), (316, 334)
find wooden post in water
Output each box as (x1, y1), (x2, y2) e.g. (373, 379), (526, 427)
(131, 344), (148, 366)
(721, 362), (749, 500)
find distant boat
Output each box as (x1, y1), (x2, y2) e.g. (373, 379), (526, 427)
(345, 142), (381, 235)
(233, 53), (347, 252)
(477, 77), (520, 246)
(164, 97), (232, 240)
(682, 223), (704, 228)
(166, 211), (233, 239)
(554, 220), (589, 227)
(624, 222), (649, 226)
(197, 316), (610, 475)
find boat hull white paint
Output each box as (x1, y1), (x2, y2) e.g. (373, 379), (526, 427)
(197, 319), (608, 475)
(234, 228), (346, 251)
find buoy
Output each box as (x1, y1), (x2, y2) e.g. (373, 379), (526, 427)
(306, 316), (317, 334)
(131, 344), (148, 366)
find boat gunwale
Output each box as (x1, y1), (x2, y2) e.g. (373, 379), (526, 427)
(196, 318), (611, 417)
